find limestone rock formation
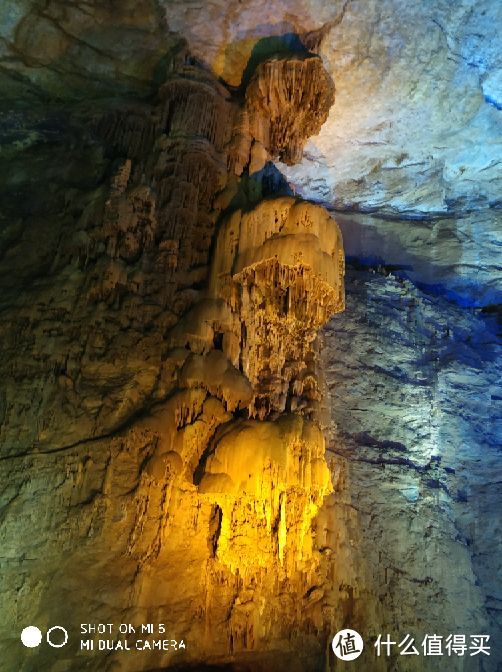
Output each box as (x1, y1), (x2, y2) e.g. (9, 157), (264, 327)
(209, 197), (344, 418)
(161, 0), (501, 218)
(2, 0), (500, 216)
(1, 3), (500, 671)
(228, 54), (335, 176)
(0, 35), (349, 672)
(244, 56), (335, 167)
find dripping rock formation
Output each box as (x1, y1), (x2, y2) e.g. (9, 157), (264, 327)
(0, 41), (351, 672)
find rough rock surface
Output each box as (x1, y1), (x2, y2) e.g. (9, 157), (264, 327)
(209, 197), (344, 418)
(244, 57), (335, 167)
(161, 0), (502, 217)
(0, 39), (351, 672)
(0, 0), (178, 99)
(3, 0), (500, 216)
(335, 210), (502, 308)
(0, 2), (500, 672)
(324, 265), (501, 671)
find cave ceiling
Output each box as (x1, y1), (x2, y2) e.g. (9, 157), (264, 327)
(1, 0), (500, 216)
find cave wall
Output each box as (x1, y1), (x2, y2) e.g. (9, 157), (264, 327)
(160, 0), (501, 216)
(0, 2), (500, 672)
(1, 0), (500, 214)
(0, 37), (359, 672)
(324, 267), (501, 671)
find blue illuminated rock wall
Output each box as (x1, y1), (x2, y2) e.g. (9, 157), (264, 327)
(325, 261), (501, 670)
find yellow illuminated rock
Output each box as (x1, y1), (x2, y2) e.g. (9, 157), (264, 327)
(0, 36), (349, 672)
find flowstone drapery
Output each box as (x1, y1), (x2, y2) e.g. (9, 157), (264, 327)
(0, 45), (349, 672)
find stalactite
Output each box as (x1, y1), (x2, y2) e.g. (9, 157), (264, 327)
(245, 56), (335, 167)
(0, 42), (346, 672)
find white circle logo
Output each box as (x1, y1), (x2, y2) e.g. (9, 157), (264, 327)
(46, 626), (69, 648)
(332, 628), (364, 661)
(21, 626), (43, 648)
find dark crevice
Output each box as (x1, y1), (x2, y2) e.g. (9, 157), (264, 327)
(208, 504), (223, 558)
